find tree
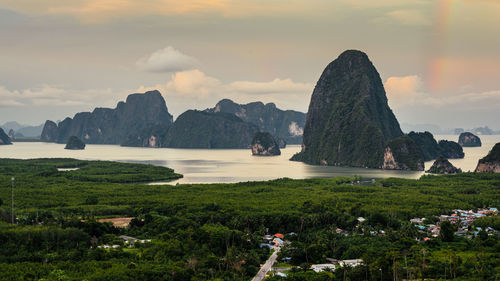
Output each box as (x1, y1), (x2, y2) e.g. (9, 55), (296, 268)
(439, 221), (455, 242)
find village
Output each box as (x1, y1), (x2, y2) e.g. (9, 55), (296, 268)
(410, 207), (498, 240)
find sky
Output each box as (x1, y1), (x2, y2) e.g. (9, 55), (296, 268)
(0, 0), (499, 130)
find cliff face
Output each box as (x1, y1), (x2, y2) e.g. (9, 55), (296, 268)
(206, 99), (306, 144)
(458, 132), (482, 147)
(292, 50), (405, 168)
(475, 143), (500, 173)
(165, 110), (259, 148)
(41, 120), (58, 142)
(426, 157), (462, 174)
(382, 136), (424, 171)
(40, 90), (173, 145)
(0, 128), (12, 145)
(251, 132), (281, 156)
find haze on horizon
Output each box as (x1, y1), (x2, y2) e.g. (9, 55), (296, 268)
(0, 0), (499, 130)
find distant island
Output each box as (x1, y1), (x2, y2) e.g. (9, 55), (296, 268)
(205, 99), (306, 144)
(65, 136), (86, 150)
(458, 132), (482, 147)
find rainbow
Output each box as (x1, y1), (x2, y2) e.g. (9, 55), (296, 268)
(427, 0), (458, 93)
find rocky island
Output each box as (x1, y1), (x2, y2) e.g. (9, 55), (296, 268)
(458, 132), (482, 147)
(165, 110), (258, 148)
(291, 50), (422, 170)
(426, 157), (462, 174)
(65, 136), (86, 150)
(0, 128), (12, 145)
(41, 90), (173, 145)
(251, 132), (281, 156)
(206, 99), (306, 144)
(438, 140), (465, 159)
(474, 143), (500, 173)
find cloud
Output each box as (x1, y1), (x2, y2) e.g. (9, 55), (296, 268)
(227, 78), (312, 95)
(137, 69), (313, 115)
(385, 75), (500, 110)
(137, 46), (198, 73)
(385, 9), (430, 26)
(166, 69), (221, 98)
(0, 0), (315, 23)
(0, 84), (126, 108)
(385, 75), (422, 103)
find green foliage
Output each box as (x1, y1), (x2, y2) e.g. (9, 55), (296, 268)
(439, 221), (455, 242)
(0, 158), (499, 280)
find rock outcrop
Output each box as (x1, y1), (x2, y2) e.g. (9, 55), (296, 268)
(0, 128), (12, 145)
(41, 120), (58, 142)
(206, 99), (306, 144)
(41, 90), (173, 145)
(407, 131), (441, 161)
(438, 140), (464, 159)
(291, 50), (407, 169)
(426, 157), (462, 174)
(65, 136), (86, 150)
(458, 132), (481, 147)
(474, 143), (500, 173)
(165, 110), (259, 148)
(382, 136), (424, 171)
(251, 132), (281, 156)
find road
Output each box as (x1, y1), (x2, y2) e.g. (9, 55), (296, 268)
(252, 246), (281, 281)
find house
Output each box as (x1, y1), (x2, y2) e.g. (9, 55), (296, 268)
(273, 238), (284, 246)
(263, 235), (273, 241)
(311, 264), (336, 273)
(312, 259), (363, 272)
(410, 218), (424, 224)
(357, 217), (366, 223)
(274, 233), (284, 239)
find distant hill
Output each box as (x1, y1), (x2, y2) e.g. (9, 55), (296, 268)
(1, 121), (43, 137)
(205, 99), (306, 144)
(165, 110), (259, 148)
(41, 90), (173, 145)
(291, 50), (422, 170)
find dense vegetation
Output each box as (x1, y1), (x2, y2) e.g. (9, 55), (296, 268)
(0, 158), (498, 280)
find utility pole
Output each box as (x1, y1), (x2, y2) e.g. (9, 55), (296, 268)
(11, 177), (15, 224)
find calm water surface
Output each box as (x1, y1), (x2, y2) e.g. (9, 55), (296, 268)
(1, 135), (498, 184)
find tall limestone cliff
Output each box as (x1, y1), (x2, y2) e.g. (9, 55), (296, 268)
(475, 142), (500, 173)
(206, 99), (306, 144)
(165, 110), (259, 148)
(41, 90), (173, 145)
(292, 50), (416, 169)
(0, 128), (12, 145)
